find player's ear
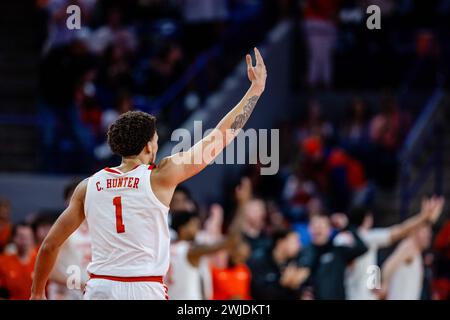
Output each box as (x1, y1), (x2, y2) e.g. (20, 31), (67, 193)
(151, 131), (158, 143)
(145, 141), (152, 154)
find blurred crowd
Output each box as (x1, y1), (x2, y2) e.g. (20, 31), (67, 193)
(279, 93), (413, 212)
(32, 0), (449, 173)
(296, 0), (447, 90)
(0, 179), (449, 300)
(167, 181), (447, 300)
(35, 0), (279, 173)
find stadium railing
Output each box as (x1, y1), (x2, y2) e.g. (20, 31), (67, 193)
(399, 88), (446, 219)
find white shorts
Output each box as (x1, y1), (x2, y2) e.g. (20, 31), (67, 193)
(83, 278), (168, 300)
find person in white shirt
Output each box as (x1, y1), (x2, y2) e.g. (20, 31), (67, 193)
(47, 181), (91, 300)
(47, 221), (91, 300)
(167, 211), (239, 300)
(341, 196), (444, 300)
(381, 223), (434, 300)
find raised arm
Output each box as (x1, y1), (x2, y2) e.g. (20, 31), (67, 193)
(186, 178), (252, 267)
(388, 196), (444, 244)
(30, 180), (87, 300)
(154, 48), (267, 188)
(335, 227), (368, 262)
(187, 233), (240, 267)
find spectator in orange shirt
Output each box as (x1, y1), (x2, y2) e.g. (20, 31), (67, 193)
(212, 241), (252, 300)
(0, 198), (12, 253)
(0, 223), (37, 300)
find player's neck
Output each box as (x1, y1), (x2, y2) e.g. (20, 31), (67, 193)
(117, 157), (147, 172)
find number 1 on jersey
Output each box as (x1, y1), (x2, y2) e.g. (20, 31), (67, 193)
(113, 196), (125, 233)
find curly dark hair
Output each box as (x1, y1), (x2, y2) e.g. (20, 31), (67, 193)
(107, 111), (156, 157)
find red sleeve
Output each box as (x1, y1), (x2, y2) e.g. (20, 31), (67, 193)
(434, 221), (450, 252)
(0, 256), (6, 288)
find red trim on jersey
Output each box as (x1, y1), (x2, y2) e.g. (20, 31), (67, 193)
(163, 284), (169, 300)
(148, 164), (156, 170)
(105, 165), (142, 174)
(104, 167), (122, 174)
(90, 274), (164, 283)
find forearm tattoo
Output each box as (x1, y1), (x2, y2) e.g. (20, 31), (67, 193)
(230, 95), (259, 132)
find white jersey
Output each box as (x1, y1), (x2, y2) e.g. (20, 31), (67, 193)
(387, 253), (423, 300)
(167, 241), (204, 300)
(84, 164), (170, 277)
(344, 228), (392, 300)
(48, 222), (91, 300)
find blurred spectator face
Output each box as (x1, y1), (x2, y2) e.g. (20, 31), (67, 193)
(35, 222), (53, 245)
(181, 216), (201, 241)
(309, 215), (331, 246)
(243, 199), (267, 232)
(170, 189), (195, 212)
(13, 225), (35, 254)
(414, 224), (432, 250)
(275, 232), (301, 259)
(0, 199), (11, 224)
(285, 232), (301, 257)
(230, 241), (251, 265)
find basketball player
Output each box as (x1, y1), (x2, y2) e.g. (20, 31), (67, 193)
(30, 48), (267, 300)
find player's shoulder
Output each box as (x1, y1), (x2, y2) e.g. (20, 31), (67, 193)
(71, 178), (89, 201)
(154, 156), (173, 172)
(78, 178), (89, 189)
(151, 156), (175, 184)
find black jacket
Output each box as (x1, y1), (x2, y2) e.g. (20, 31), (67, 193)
(248, 250), (300, 300)
(300, 228), (368, 300)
